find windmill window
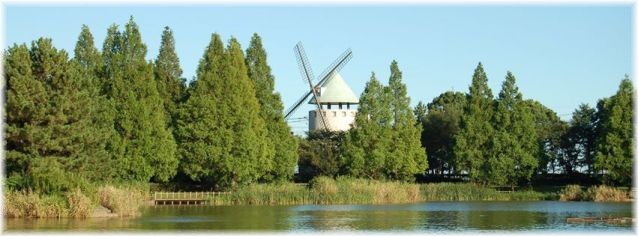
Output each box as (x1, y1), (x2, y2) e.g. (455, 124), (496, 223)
(328, 104), (331, 109)
(332, 111), (337, 117)
(339, 103), (343, 109)
(342, 111), (346, 117)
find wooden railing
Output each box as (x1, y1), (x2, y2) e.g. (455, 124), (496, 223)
(153, 191), (230, 201)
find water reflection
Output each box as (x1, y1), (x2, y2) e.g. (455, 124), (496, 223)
(5, 201), (633, 232)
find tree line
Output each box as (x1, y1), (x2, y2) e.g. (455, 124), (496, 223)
(5, 17), (297, 192)
(5, 17), (633, 195)
(300, 63), (633, 187)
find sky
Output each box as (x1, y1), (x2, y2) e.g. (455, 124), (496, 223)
(4, 4), (633, 134)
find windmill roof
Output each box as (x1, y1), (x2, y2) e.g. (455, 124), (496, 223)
(309, 72), (359, 104)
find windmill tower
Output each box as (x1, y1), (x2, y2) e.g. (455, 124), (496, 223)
(284, 42), (358, 132)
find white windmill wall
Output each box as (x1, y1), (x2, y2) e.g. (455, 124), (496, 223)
(309, 109), (357, 132)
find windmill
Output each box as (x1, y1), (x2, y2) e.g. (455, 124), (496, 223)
(284, 42), (359, 132)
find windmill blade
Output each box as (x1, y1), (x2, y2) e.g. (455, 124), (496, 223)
(315, 48), (352, 87)
(284, 90), (312, 119)
(294, 42), (315, 85)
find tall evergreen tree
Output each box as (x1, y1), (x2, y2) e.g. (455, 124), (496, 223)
(595, 76), (633, 186)
(71, 26), (119, 181)
(386, 61), (427, 181)
(5, 38), (112, 192)
(102, 18), (177, 182)
(245, 33), (298, 181)
(177, 35), (273, 189)
(154, 26), (185, 129)
(454, 62), (494, 184)
(491, 72), (538, 186)
(341, 72), (393, 179)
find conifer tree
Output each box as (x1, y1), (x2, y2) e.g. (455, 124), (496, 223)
(491, 72), (538, 186)
(102, 18), (177, 182)
(245, 33), (298, 181)
(5, 38), (113, 192)
(342, 72), (393, 179)
(595, 76), (633, 186)
(454, 62), (495, 184)
(386, 61), (428, 181)
(177, 35), (273, 189)
(176, 33), (225, 185)
(71, 25), (118, 181)
(154, 26), (185, 129)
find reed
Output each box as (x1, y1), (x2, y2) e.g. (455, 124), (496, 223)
(584, 185), (629, 202)
(559, 185), (584, 201)
(97, 185), (147, 217)
(4, 190), (68, 218)
(66, 188), (93, 218)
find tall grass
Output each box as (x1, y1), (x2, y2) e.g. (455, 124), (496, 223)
(420, 183), (548, 201)
(97, 185), (147, 217)
(5, 190), (68, 218)
(209, 177), (421, 206)
(5, 184), (149, 218)
(558, 185), (629, 202)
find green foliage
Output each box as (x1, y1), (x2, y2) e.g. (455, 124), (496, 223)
(491, 72), (538, 186)
(245, 33), (298, 181)
(154, 26), (186, 129)
(4, 37), (114, 192)
(561, 104), (596, 174)
(595, 77), (633, 186)
(453, 62), (495, 184)
(386, 61), (428, 180)
(297, 130), (346, 181)
(342, 61), (427, 181)
(102, 18), (178, 183)
(342, 73), (393, 179)
(177, 34), (273, 189)
(523, 100), (567, 174)
(417, 91), (466, 175)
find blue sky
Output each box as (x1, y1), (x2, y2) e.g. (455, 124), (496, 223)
(4, 5), (633, 134)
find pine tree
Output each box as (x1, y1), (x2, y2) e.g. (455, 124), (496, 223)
(341, 72), (393, 179)
(5, 38), (113, 192)
(595, 76), (633, 186)
(102, 17), (177, 182)
(491, 71), (538, 187)
(245, 33), (298, 181)
(454, 62), (494, 184)
(386, 61), (427, 181)
(154, 26), (185, 129)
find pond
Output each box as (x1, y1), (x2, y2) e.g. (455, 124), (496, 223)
(5, 201), (633, 232)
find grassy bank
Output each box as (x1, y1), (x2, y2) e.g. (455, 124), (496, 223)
(4, 184), (149, 218)
(208, 177), (554, 206)
(209, 177), (420, 205)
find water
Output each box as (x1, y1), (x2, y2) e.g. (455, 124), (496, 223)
(5, 201), (634, 232)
